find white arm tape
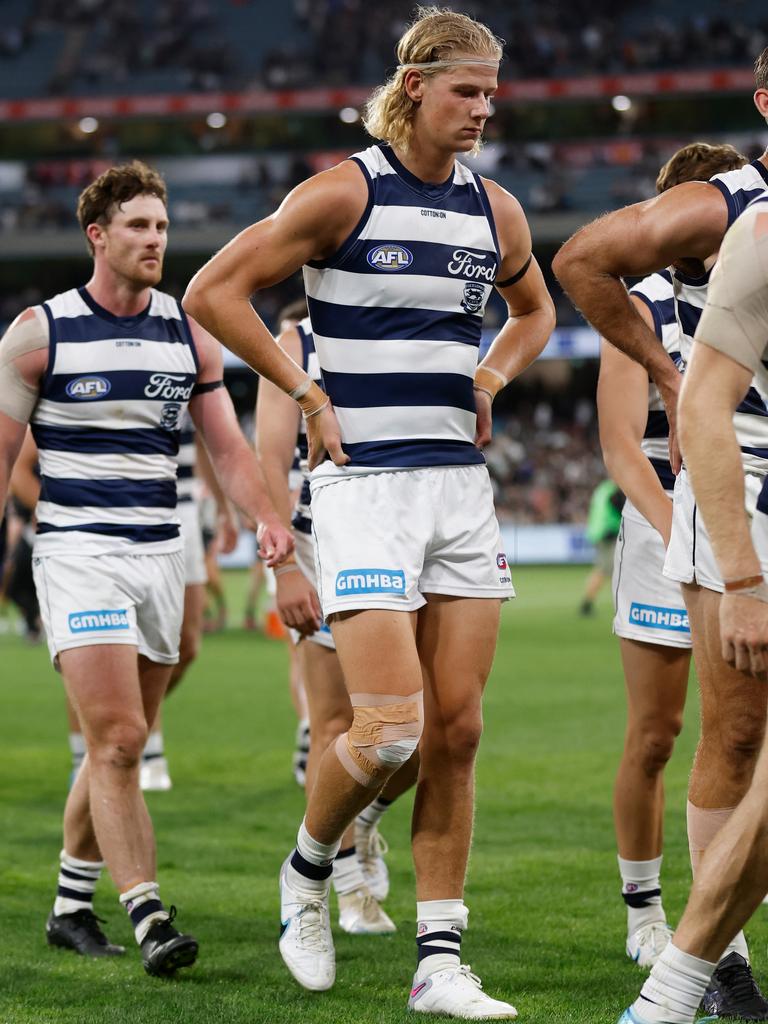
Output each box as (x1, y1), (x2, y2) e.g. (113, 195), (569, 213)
(0, 308), (47, 422)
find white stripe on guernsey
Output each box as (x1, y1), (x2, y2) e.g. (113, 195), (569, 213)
(307, 352), (321, 380)
(358, 205), (496, 249)
(53, 339), (197, 374)
(39, 450), (177, 481)
(177, 441), (195, 468)
(45, 292), (91, 319)
(355, 148), (397, 177)
(641, 438), (669, 461)
(334, 405), (475, 445)
(306, 270), (491, 313)
(35, 398), (174, 426)
(314, 336), (478, 377)
(37, 502), (180, 528)
(149, 291), (182, 319)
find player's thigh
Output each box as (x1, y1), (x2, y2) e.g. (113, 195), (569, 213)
(330, 608), (422, 696)
(138, 654), (175, 726)
(619, 637), (690, 733)
(686, 583), (768, 731)
(417, 595), (501, 723)
(58, 643), (145, 742)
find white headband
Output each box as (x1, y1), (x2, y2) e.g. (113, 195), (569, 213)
(398, 58), (500, 71)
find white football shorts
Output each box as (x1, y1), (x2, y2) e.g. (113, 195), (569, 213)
(310, 465), (514, 617)
(178, 499), (207, 587)
(613, 501), (691, 649)
(33, 549), (186, 665)
(288, 528), (335, 649)
(663, 468), (768, 593)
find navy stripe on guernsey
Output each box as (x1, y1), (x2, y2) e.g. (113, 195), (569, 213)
(303, 143), (500, 471)
(176, 413), (197, 503)
(31, 287), (198, 554)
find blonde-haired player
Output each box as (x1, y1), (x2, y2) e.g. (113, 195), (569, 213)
(185, 7), (555, 1017)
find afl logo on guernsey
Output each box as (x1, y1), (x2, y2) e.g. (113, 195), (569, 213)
(367, 244), (413, 272)
(65, 375), (111, 400)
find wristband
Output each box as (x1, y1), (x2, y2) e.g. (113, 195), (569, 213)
(289, 377), (327, 417)
(305, 398), (330, 419)
(473, 384), (493, 400)
(274, 558), (300, 578)
(724, 574), (765, 592)
(474, 365), (508, 400)
(724, 576), (768, 604)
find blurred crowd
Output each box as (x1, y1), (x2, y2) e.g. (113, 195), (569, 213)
(2, 0), (766, 96)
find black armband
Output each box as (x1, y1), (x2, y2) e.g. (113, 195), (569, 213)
(192, 379), (225, 396)
(495, 254), (532, 289)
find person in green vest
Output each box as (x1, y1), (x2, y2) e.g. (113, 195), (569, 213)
(580, 479), (625, 616)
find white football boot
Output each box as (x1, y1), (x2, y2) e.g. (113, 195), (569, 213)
(140, 756), (172, 792)
(279, 858), (335, 992)
(338, 886), (396, 934)
(408, 965), (518, 1019)
(626, 921), (673, 968)
(355, 822), (390, 902)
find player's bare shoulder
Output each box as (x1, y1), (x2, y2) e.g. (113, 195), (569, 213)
(284, 159), (370, 259)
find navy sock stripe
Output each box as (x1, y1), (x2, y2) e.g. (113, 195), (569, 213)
(57, 885), (92, 902)
(291, 849), (333, 881)
(142, 752), (164, 762)
(335, 847), (356, 860)
(416, 931), (462, 945)
(417, 942), (461, 962)
(376, 797), (393, 808)
(623, 887), (662, 908)
(59, 867), (99, 882)
(128, 898), (164, 927)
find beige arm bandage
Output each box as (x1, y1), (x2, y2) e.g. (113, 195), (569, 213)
(289, 376), (328, 418)
(694, 204), (768, 377)
(0, 307), (47, 422)
(335, 690), (424, 788)
(473, 364), (509, 400)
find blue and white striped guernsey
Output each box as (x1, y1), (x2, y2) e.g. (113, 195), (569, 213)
(291, 316), (321, 534)
(31, 286), (198, 556)
(303, 144), (500, 481)
(176, 411), (200, 506)
(630, 269), (682, 491)
(672, 159), (768, 475)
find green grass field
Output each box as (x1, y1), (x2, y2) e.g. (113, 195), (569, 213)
(1, 565), (765, 1024)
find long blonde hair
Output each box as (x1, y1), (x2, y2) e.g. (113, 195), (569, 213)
(363, 6), (503, 155)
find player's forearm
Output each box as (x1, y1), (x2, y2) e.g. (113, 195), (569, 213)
(680, 401), (759, 580)
(601, 435), (671, 539)
(184, 288), (306, 396)
(258, 455), (295, 530)
(555, 260), (679, 397)
(212, 443), (283, 530)
(481, 304), (555, 385)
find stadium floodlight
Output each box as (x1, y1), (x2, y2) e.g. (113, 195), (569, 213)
(611, 94), (632, 112)
(339, 107), (360, 124)
(206, 112), (227, 129)
(78, 117), (99, 134)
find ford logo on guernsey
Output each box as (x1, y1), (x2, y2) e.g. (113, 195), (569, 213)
(336, 569), (406, 596)
(629, 603), (690, 633)
(65, 375), (111, 400)
(68, 609), (130, 633)
(367, 244), (413, 272)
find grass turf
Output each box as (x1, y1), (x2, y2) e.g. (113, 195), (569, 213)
(1, 565), (764, 1023)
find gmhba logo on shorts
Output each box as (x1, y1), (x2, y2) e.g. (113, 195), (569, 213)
(629, 602), (689, 633)
(367, 244), (413, 272)
(336, 569), (406, 596)
(65, 375), (111, 400)
(68, 609), (130, 633)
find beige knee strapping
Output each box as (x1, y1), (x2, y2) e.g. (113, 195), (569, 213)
(686, 801), (737, 874)
(335, 691), (423, 788)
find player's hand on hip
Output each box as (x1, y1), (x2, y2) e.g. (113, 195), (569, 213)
(276, 568), (322, 636)
(257, 518), (295, 567)
(307, 402), (349, 470)
(720, 592), (768, 679)
(474, 388), (493, 448)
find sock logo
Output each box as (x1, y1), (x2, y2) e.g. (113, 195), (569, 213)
(625, 883), (639, 893)
(417, 923), (428, 936)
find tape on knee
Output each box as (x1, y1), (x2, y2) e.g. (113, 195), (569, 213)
(335, 690), (423, 788)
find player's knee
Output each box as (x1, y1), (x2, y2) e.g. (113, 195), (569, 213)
(629, 714), (681, 775)
(313, 709), (353, 754)
(90, 717), (148, 770)
(335, 691), (423, 788)
(719, 712), (765, 770)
